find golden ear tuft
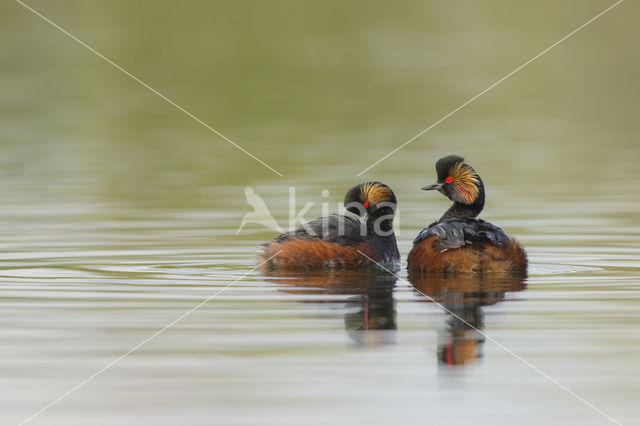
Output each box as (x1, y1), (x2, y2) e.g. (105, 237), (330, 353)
(360, 182), (393, 205)
(449, 162), (480, 204)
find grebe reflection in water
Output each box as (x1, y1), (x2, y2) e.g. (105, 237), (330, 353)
(266, 270), (397, 347)
(408, 273), (526, 366)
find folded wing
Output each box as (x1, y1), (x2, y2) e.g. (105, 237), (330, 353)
(413, 218), (509, 252)
(273, 215), (366, 246)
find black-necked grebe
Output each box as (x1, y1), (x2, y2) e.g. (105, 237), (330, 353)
(407, 155), (527, 273)
(261, 182), (399, 269)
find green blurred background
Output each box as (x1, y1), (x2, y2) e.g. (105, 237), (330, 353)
(2, 0), (638, 215)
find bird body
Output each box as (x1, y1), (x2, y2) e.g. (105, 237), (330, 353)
(408, 218), (527, 273)
(261, 182), (399, 270)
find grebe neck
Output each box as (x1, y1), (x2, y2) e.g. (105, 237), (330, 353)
(439, 200), (484, 221)
(366, 214), (394, 234)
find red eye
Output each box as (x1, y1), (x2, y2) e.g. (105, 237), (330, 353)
(364, 202), (369, 209)
(445, 176), (452, 183)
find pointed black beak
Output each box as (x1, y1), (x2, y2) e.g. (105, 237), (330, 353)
(421, 183), (441, 191)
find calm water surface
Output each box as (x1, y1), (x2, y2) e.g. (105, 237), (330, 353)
(1, 1), (639, 425)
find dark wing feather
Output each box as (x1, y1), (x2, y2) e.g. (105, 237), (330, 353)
(413, 218), (509, 251)
(272, 215), (366, 246)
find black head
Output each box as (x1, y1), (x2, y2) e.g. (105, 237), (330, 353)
(422, 155), (485, 206)
(344, 182), (397, 217)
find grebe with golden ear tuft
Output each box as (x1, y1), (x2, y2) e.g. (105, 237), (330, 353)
(407, 155), (527, 274)
(261, 182), (399, 270)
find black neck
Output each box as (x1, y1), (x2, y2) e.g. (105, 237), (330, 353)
(365, 211), (399, 261)
(366, 214), (394, 233)
(364, 205), (396, 234)
(440, 200), (483, 221)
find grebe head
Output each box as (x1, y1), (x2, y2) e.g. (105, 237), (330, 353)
(344, 181), (397, 218)
(422, 155), (485, 206)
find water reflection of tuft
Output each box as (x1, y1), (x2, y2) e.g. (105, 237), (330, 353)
(265, 270), (397, 347)
(408, 273), (526, 366)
